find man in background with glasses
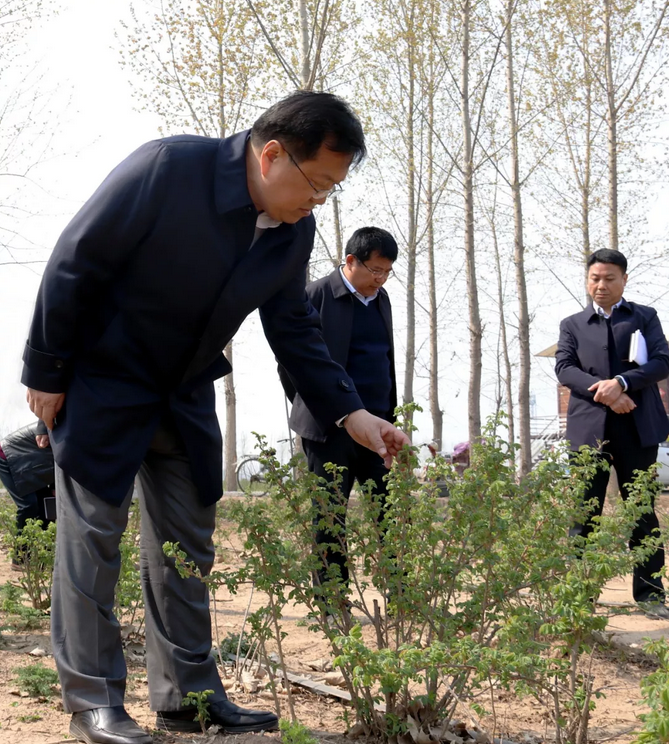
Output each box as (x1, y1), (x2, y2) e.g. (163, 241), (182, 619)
(280, 227), (398, 615)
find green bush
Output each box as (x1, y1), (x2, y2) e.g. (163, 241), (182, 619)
(166, 413), (660, 743)
(635, 638), (669, 742)
(13, 663), (59, 698)
(11, 519), (57, 610)
(0, 583), (46, 630)
(280, 718), (318, 744)
(114, 500), (144, 633)
(182, 689), (214, 733)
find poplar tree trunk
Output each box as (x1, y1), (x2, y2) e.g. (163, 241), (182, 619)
(505, 0), (531, 475)
(298, 0), (311, 88)
(223, 341), (238, 491)
(426, 79), (442, 448)
(491, 218), (515, 464)
(332, 196), (344, 266)
(461, 0), (481, 442)
(604, 0), (619, 253)
(403, 44), (417, 435)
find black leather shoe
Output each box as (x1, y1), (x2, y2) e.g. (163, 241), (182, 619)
(156, 698), (279, 733)
(637, 600), (669, 620)
(70, 706), (152, 744)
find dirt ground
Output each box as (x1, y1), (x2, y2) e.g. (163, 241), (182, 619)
(1, 493), (669, 744)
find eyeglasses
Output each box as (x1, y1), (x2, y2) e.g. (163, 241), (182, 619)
(357, 257), (394, 278)
(285, 149), (343, 199)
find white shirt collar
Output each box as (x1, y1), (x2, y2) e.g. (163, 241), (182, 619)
(256, 212), (281, 229)
(592, 298), (623, 319)
(339, 267), (379, 306)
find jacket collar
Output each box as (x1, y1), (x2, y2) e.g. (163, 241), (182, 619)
(329, 267), (389, 304)
(214, 130), (256, 215)
(329, 267), (352, 298)
(584, 296), (631, 323)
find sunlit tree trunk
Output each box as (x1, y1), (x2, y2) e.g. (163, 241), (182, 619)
(461, 0), (481, 442)
(426, 62), (442, 449)
(505, 0), (530, 474)
(603, 0), (618, 253)
(403, 44), (417, 436)
(491, 218), (515, 463)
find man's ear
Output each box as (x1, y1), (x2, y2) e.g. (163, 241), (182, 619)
(259, 140), (283, 177)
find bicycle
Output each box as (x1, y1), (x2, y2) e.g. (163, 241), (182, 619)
(235, 455), (270, 497)
(234, 437), (295, 497)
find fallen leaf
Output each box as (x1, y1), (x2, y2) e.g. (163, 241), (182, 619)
(324, 671), (346, 687)
(306, 658), (333, 672)
(347, 722), (367, 739)
(442, 733), (464, 744)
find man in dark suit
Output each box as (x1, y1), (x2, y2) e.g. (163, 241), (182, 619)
(0, 420), (55, 568)
(22, 92), (409, 744)
(281, 227), (397, 597)
(556, 248), (669, 618)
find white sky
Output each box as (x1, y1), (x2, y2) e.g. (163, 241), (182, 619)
(1, 0), (668, 464)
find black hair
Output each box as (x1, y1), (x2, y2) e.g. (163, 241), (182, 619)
(251, 90), (366, 166)
(345, 227), (398, 263)
(587, 249), (627, 273)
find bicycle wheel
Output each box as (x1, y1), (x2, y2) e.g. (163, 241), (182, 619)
(236, 457), (269, 496)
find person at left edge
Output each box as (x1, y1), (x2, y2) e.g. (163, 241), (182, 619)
(22, 91), (410, 744)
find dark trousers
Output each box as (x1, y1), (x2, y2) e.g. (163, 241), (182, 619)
(0, 458), (41, 532)
(303, 427), (390, 588)
(52, 420), (226, 713)
(570, 413), (664, 603)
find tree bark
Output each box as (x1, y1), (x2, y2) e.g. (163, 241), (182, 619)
(426, 73), (442, 449)
(332, 195), (344, 266)
(461, 0), (481, 442)
(505, 0), (531, 474)
(403, 36), (417, 436)
(491, 216), (515, 464)
(223, 341), (238, 491)
(298, 0), (311, 88)
(604, 0), (619, 252)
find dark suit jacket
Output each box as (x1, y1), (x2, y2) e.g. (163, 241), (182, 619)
(555, 299), (669, 450)
(279, 269), (397, 442)
(21, 132), (362, 506)
(1, 423), (54, 497)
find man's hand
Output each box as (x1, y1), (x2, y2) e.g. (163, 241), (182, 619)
(344, 409), (411, 468)
(609, 392), (636, 414)
(26, 389), (65, 431)
(35, 434), (50, 448)
(588, 378), (624, 406)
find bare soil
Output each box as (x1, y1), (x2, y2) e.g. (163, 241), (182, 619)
(1, 493), (668, 744)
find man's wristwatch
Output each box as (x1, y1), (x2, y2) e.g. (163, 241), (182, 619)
(614, 375), (627, 391)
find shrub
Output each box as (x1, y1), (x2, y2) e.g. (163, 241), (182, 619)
(114, 500), (144, 634)
(11, 519), (57, 610)
(166, 413), (660, 743)
(635, 638), (669, 742)
(0, 583), (46, 630)
(182, 689), (214, 733)
(280, 718), (318, 744)
(13, 663), (59, 698)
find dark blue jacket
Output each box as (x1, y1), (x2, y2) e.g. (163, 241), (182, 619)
(555, 299), (669, 450)
(279, 269), (396, 442)
(21, 132), (362, 505)
(1, 422), (53, 497)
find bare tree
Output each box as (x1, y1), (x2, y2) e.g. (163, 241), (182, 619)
(554, 0), (669, 253)
(119, 0), (268, 491)
(503, 0), (531, 474)
(0, 0), (57, 258)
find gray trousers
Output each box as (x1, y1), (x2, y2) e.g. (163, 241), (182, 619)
(51, 423), (226, 713)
